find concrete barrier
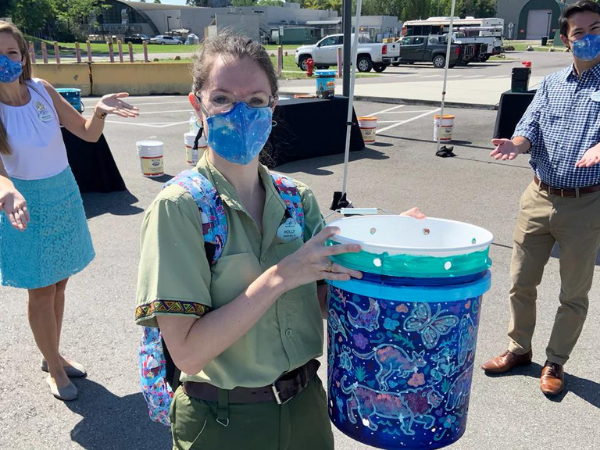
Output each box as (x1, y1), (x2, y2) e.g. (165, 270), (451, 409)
(32, 64), (91, 96)
(90, 62), (192, 96)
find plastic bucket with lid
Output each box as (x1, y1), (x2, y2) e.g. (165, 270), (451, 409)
(325, 215), (493, 450)
(315, 70), (337, 99)
(433, 115), (455, 142)
(358, 117), (378, 144)
(56, 88), (84, 113)
(184, 131), (207, 166)
(136, 140), (164, 178)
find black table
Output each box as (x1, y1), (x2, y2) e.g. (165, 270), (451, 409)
(493, 90), (537, 139)
(62, 128), (127, 193)
(264, 96), (364, 168)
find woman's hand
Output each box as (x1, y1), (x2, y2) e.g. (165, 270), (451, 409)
(401, 207), (426, 219)
(94, 93), (139, 118)
(277, 227), (362, 292)
(0, 188), (29, 230)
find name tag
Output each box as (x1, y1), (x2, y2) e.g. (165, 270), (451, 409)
(591, 91), (600, 102)
(35, 101), (53, 122)
(276, 217), (302, 242)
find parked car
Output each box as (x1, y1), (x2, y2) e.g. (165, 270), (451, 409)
(295, 34), (400, 73)
(124, 34), (150, 44)
(150, 35), (183, 45)
(390, 35), (461, 68)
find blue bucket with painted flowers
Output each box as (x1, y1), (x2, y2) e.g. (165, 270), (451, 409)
(326, 215), (493, 450)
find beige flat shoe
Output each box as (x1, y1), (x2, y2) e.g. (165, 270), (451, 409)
(46, 376), (78, 401)
(41, 359), (87, 378)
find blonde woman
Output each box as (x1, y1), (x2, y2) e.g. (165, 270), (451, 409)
(0, 22), (138, 401)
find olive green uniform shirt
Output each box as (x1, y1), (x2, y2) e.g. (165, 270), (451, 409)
(136, 154), (324, 389)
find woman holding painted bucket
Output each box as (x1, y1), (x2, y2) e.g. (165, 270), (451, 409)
(135, 32), (423, 449)
(0, 22), (138, 401)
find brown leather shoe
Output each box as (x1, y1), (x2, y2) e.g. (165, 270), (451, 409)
(481, 349), (532, 374)
(540, 361), (564, 396)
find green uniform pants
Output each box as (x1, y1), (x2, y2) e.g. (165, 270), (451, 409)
(170, 377), (334, 450)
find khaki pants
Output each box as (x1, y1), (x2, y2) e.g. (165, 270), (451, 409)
(507, 181), (600, 365)
(170, 377), (334, 450)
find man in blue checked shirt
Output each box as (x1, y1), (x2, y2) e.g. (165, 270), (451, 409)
(481, 0), (600, 396)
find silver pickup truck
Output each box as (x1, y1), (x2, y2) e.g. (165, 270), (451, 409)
(295, 34), (400, 73)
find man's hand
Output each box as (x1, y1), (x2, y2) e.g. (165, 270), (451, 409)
(575, 144), (600, 168)
(490, 139), (520, 161)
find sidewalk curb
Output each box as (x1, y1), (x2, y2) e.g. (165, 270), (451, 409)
(279, 91), (499, 110)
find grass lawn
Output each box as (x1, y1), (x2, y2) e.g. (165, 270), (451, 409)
(504, 40), (566, 52)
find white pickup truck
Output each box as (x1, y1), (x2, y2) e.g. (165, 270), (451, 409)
(295, 34), (400, 73)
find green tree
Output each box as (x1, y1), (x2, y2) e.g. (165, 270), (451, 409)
(154, 0), (161, 3)
(323, 0), (342, 14)
(303, 0), (321, 9)
(403, 0), (432, 20)
(11, 0), (55, 34)
(186, 0), (208, 6)
(258, 0), (284, 6)
(51, 0), (109, 39)
(0, 0), (16, 18)
(362, 0), (402, 17)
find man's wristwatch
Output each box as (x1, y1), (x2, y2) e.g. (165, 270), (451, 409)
(94, 109), (107, 120)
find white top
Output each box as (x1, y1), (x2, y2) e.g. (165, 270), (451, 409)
(0, 78), (69, 180)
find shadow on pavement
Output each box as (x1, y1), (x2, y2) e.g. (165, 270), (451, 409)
(82, 190), (144, 220)
(66, 378), (171, 450)
(484, 362), (600, 407)
(276, 148), (389, 176)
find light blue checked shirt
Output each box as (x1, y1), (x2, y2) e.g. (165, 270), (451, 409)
(513, 63), (600, 188)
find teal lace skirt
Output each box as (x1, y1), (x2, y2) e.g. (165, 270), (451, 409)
(0, 167), (95, 289)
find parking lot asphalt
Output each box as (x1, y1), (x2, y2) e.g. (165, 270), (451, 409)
(1, 95), (599, 450)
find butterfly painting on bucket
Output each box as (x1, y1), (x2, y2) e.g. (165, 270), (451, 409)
(403, 303), (459, 349)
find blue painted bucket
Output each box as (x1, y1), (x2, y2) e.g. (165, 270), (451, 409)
(326, 215), (493, 450)
(56, 88), (83, 113)
(315, 70), (336, 99)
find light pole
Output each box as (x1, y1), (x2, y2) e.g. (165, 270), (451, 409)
(546, 12), (552, 37)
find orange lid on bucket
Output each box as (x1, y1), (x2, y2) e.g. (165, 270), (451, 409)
(434, 115), (455, 119)
(358, 116), (378, 121)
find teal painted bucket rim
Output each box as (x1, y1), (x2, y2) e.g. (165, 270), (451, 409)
(328, 271), (491, 302)
(315, 70), (337, 77)
(329, 246), (492, 278)
(56, 88), (81, 94)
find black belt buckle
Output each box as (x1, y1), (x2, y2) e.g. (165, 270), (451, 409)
(271, 365), (309, 405)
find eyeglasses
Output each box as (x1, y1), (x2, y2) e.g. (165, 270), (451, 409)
(196, 92), (277, 115)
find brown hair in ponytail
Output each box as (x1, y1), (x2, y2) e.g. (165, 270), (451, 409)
(0, 21), (32, 155)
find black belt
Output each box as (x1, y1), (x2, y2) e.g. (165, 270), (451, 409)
(183, 359), (320, 405)
(534, 176), (600, 198)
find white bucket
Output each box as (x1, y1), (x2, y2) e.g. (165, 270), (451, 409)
(136, 140), (164, 178)
(328, 215), (493, 257)
(434, 114), (455, 142)
(358, 116), (378, 144)
(184, 131), (207, 166)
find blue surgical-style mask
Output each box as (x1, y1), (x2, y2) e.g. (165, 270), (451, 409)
(205, 102), (273, 165)
(0, 54), (23, 84)
(571, 33), (600, 61)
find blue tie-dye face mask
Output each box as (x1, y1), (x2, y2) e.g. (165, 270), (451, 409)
(205, 102), (273, 165)
(571, 34), (600, 61)
(0, 54), (23, 84)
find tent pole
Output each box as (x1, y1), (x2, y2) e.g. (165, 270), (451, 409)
(437, 0), (457, 152)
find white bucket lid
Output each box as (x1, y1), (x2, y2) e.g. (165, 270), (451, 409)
(184, 132), (196, 145)
(328, 215), (493, 257)
(136, 140), (164, 148)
